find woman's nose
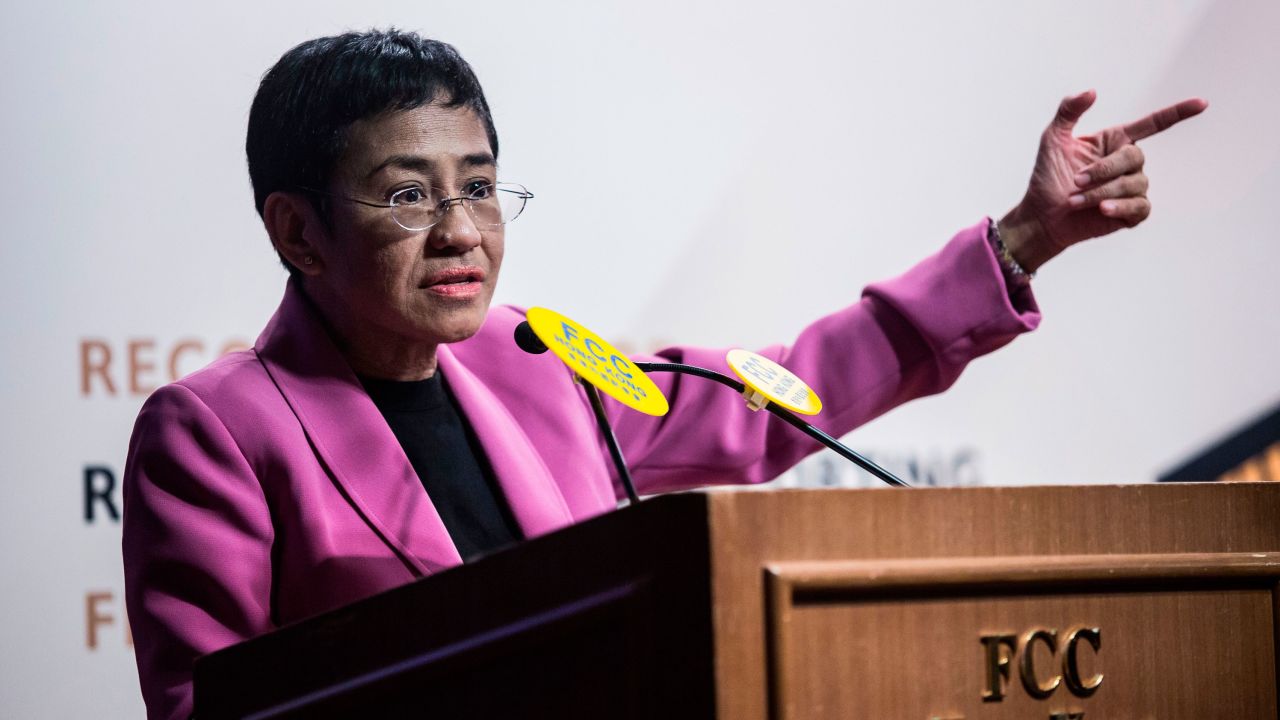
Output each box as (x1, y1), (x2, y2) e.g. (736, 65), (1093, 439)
(427, 199), (483, 252)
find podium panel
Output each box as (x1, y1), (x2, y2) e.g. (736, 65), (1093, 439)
(196, 483), (1280, 719)
(195, 496), (718, 719)
(766, 554), (1279, 719)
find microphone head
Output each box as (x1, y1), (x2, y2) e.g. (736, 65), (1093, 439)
(514, 321), (549, 354)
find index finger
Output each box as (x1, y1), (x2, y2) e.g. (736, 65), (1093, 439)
(1121, 97), (1208, 141)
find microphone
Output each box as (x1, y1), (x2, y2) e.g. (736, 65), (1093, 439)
(632, 360), (908, 487)
(514, 321), (548, 355)
(514, 320), (641, 504)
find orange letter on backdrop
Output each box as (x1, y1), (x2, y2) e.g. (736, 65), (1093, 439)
(80, 340), (115, 396)
(128, 339), (158, 395)
(85, 592), (114, 650)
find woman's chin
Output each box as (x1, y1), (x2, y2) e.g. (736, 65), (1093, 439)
(422, 309), (489, 346)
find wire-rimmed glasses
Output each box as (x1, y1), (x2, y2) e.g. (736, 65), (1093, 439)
(305, 182), (533, 232)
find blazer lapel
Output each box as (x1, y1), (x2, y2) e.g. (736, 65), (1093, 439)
(254, 281), (463, 576)
(437, 344), (576, 539)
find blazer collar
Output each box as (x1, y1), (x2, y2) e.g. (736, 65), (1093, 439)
(253, 280), (573, 575)
(254, 280), (456, 576)
(437, 344), (575, 538)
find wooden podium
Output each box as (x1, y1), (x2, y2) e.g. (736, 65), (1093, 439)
(195, 483), (1280, 719)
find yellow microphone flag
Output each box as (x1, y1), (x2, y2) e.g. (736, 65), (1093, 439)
(726, 349), (823, 415)
(526, 307), (669, 417)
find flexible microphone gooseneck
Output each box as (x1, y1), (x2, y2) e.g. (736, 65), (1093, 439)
(514, 322), (642, 504)
(515, 321), (908, 489)
(630, 361), (908, 488)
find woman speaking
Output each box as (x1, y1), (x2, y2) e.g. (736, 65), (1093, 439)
(121, 28), (1205, 720)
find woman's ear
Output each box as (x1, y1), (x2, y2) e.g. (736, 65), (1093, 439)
(263, 191), (329, 276)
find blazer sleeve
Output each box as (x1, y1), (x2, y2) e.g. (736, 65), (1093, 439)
(122, 383), (276, 720)
(607, 219), (1042, 493)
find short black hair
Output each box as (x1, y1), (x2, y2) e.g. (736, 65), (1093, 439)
(246, 29), (499, 269)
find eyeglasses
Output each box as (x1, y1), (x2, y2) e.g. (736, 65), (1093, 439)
(304, 182), (534, 232)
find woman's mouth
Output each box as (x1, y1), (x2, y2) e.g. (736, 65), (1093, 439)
(422, 266), (486, 299)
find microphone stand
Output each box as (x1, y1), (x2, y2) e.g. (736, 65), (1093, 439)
(514, 320), (907, 500)
(515, 321), (642, 504)
(580, 380), (642, 504)
(633, 361), (909, 488)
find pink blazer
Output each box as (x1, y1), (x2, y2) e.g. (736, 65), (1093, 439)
(122, 220), (1039, 719)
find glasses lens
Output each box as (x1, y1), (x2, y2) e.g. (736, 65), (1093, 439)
(491, 183), (530, 225)
(467, 185), (504, 228)
(388, 183), (530, 231)
(460, 183), (530, 228)
(390, 187), (436, 231)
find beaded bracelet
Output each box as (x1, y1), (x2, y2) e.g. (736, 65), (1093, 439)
(987, 217), (1034, 286)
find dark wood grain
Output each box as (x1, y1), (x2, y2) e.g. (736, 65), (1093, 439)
(196, 483), (1280, 719)
(706, 483), (1280, 719)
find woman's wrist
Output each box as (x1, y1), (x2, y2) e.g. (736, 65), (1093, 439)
(996, 205), (1058, 275)
(988, 216), (1034, 287)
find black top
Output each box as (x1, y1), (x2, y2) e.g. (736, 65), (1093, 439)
(359, 372), (522, 562)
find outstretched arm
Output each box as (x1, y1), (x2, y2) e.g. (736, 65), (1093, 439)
(608, 221), (1040, 494)
(603, 92), (1206, 495)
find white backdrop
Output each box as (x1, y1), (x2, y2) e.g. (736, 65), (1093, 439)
(1, 0), (1277, 716)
